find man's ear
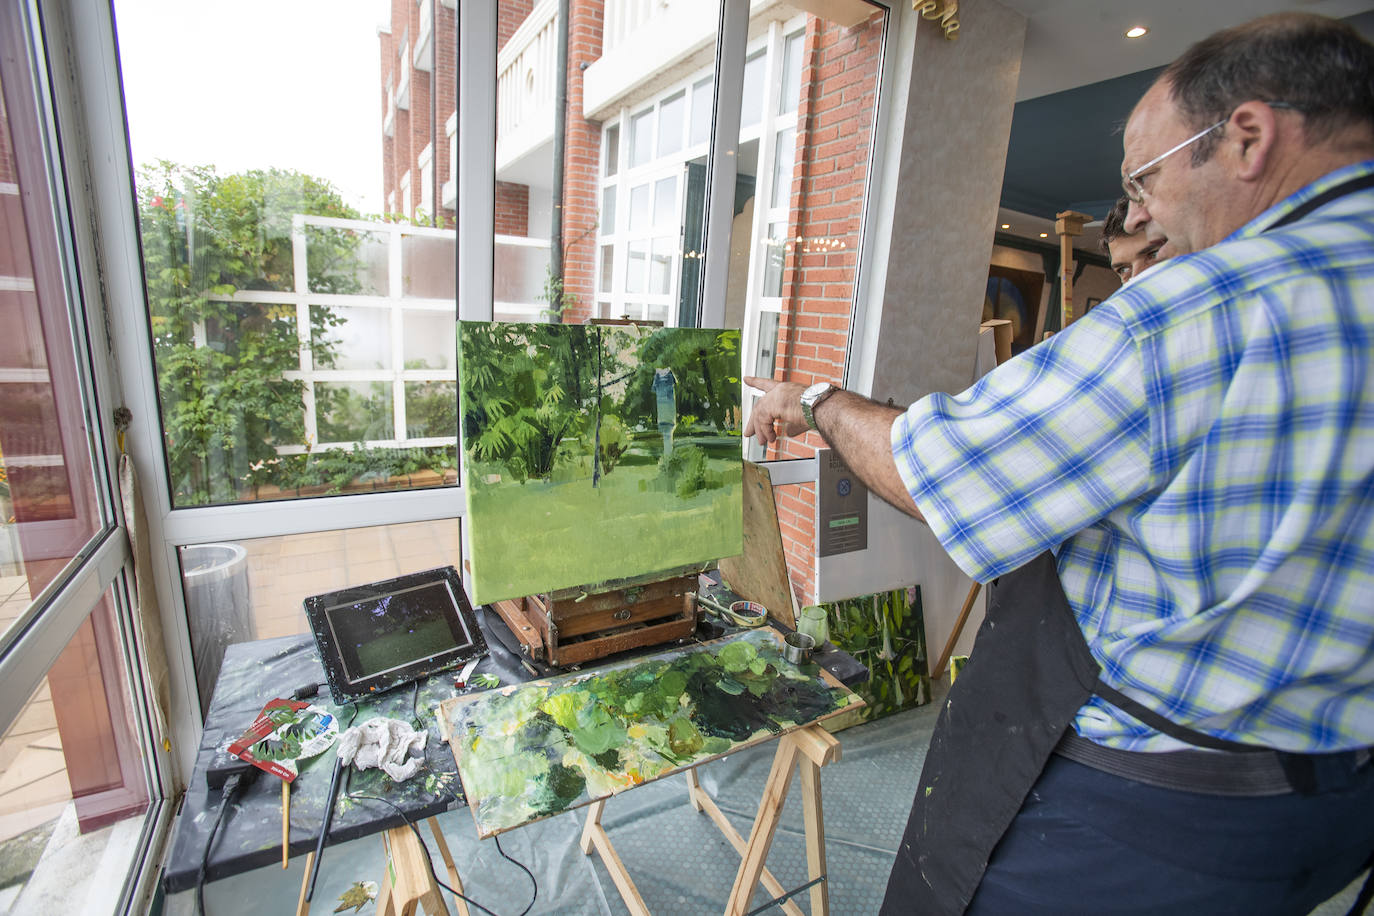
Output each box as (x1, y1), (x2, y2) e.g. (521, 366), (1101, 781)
(1225, 101), (1279, 181)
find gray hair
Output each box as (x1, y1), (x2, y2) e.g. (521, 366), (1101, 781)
(1161, 12), (1374, 164)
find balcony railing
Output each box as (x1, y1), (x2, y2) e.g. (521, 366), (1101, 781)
(495, 0), (557, 174)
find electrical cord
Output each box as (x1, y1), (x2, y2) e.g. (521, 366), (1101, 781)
(335, 693), (539, 916)
(195, 768), (257, 915)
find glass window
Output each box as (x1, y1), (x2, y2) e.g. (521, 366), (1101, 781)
(650, 238), (675, 296)
(601, 186), (617, 234)
(653, 176), (678, 226)
(626, 241), (648, 294)
(740, 52), (766, 127)
(0, 589), (151, 908)
(629, 108), (654, 168)
(0, 46), (107, 647)
(176, 521), (460, 710)
(115, 0), (461, 508)
(604, 124), (620, 177)
(402, 310), (456, 370)
(599, 245), (615, 294)
(771, 127), (797, 204)
(658, 91), (685, 158)
(779, 31), (804, 115)
(629, 183), (651, 231)
(690, 76), (713, 147)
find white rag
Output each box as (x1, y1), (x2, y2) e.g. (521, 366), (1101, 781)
(336, 717), (429, 782)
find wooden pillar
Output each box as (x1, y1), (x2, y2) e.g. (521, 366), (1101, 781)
(1055, 210), (1091, 328)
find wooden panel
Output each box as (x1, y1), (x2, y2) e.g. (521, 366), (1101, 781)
(720, 462), (797, 628)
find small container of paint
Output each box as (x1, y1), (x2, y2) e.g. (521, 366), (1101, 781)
(728, 600), (767, 628)
(783, 631), (815, 665)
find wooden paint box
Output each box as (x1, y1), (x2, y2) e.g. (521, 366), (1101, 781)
(491, 572), (698, 668)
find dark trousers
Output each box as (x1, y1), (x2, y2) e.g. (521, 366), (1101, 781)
(964, 752), (1374, 915)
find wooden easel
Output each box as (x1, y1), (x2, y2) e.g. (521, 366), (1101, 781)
(293, 817), (469, 916)
(580, 723), (842, 916)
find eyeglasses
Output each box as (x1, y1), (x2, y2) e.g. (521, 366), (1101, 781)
(1122, 102), (1301, 204)
(1121, 118), (1227, 204)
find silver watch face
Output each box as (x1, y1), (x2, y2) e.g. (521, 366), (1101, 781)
(802, 382), (832, 404)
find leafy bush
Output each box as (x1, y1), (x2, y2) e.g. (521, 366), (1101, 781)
(656, 445), (722, 499)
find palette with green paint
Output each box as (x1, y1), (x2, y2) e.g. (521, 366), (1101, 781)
(439, 628), (862, 837)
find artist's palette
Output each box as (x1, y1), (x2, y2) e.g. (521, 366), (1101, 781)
(439, 628), (863, 837)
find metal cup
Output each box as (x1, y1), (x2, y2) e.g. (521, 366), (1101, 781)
(783, 631), (815, 665)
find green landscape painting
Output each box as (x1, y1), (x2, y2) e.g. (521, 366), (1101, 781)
(458, 322), (743, 604)
(440, 629), (862, 837)
(823, 586), (930, 728)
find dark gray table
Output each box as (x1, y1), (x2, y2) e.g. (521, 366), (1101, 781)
(161, 598), (865, 894)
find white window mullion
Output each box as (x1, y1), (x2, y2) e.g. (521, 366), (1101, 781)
(699, 0), (748, 328)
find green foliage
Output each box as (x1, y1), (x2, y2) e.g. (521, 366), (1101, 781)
(596, 413), (629, 476)
(139, 161), (364, 505)
(656, 444), (725, 499)
(260, 445), (456, 495)
(824, 588), (930, 721)
(620, 329), (740, 432)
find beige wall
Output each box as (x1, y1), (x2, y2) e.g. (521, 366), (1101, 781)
(870, 0), (1028, 405)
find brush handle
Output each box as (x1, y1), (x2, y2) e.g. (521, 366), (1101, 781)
(303, 756), (344, 901)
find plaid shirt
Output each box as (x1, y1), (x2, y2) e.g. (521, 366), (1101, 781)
(893, 161), (1374, 753)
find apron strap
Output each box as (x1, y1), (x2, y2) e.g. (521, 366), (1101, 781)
(1090, 676), (1266, 753)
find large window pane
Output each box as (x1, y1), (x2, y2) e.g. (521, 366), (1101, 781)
(0, 589), (151, 911)
(727, 4), (886, 468)
(0, 45), (107, 648)
(115, 0), (458, 509)
(176, 521), (460, 712)
(658, 91), (686, 158)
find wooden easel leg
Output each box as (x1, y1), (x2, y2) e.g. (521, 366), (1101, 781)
(296, 851), (316, 916)
(581, 798), (651, 916)
(683, 768), (803, 916)
(725, 736), (802, 916)
(427, 817), (471, 916)
(381, 824), (451, 916)
(800, 758), (829, 916)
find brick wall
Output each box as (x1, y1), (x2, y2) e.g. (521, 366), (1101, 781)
(499, 0), (536, 46)
(768, 12), (884, 606)
(380, 0), (458, 227)
(495, 181), (530, 235)
(557, 0), (605, 325)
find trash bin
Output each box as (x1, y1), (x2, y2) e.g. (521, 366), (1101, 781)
(181, 543), (255, 717)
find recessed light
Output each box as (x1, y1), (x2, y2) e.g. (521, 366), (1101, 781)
(1125, 25), (1148, 38)
(1039, 232), (1048, 238)
(1000, 223), (1010, 229)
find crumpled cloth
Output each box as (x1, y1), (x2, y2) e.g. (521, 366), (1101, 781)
(336, 717), (429, 782)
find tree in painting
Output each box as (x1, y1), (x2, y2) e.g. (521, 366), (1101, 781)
(458, 322), (743, 603)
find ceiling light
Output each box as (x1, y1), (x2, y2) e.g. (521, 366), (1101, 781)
(1000, 223), (1010, 229)
(1039, 232), (1048, 238)
(1125, 25), (1148, 38)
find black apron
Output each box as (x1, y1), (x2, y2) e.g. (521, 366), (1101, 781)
(878, 171), (1374, 916)
(879, 552), (1097, 915)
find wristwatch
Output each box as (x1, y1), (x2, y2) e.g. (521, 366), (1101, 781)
(800, 382), (838, 431)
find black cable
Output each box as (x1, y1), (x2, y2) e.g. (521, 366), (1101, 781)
(341, 761), (538, 915)
(195, 770), (254, 915)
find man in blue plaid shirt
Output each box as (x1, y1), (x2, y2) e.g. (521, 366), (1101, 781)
(747, 12), (1374, 914)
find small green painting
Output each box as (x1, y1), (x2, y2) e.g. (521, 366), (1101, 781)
(822, 586), (930, 727)
(440, 629), (862, 837)
(458, 322), (743, 604)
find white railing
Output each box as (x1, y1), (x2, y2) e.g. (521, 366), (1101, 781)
(603, 0), (659, 55)
(495, 0), (558, 170)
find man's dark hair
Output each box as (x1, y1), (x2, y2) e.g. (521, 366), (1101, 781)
(1100, 196), (1132, 255)
(1162, 12), (1374, 164)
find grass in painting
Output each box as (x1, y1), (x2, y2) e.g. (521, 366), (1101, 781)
(441, 629), (862, 836)
(459, 322), (743, 603)
(823, 586), (930, 724)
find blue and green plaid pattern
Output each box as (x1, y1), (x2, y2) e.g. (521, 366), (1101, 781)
(893, 161), (1374, 752)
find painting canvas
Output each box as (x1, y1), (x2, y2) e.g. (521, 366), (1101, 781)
(439, 628), (862, 837)
(459, 322), (743, 604)
(983, 265), (1045, 355)
(821, 586), (930, 729)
